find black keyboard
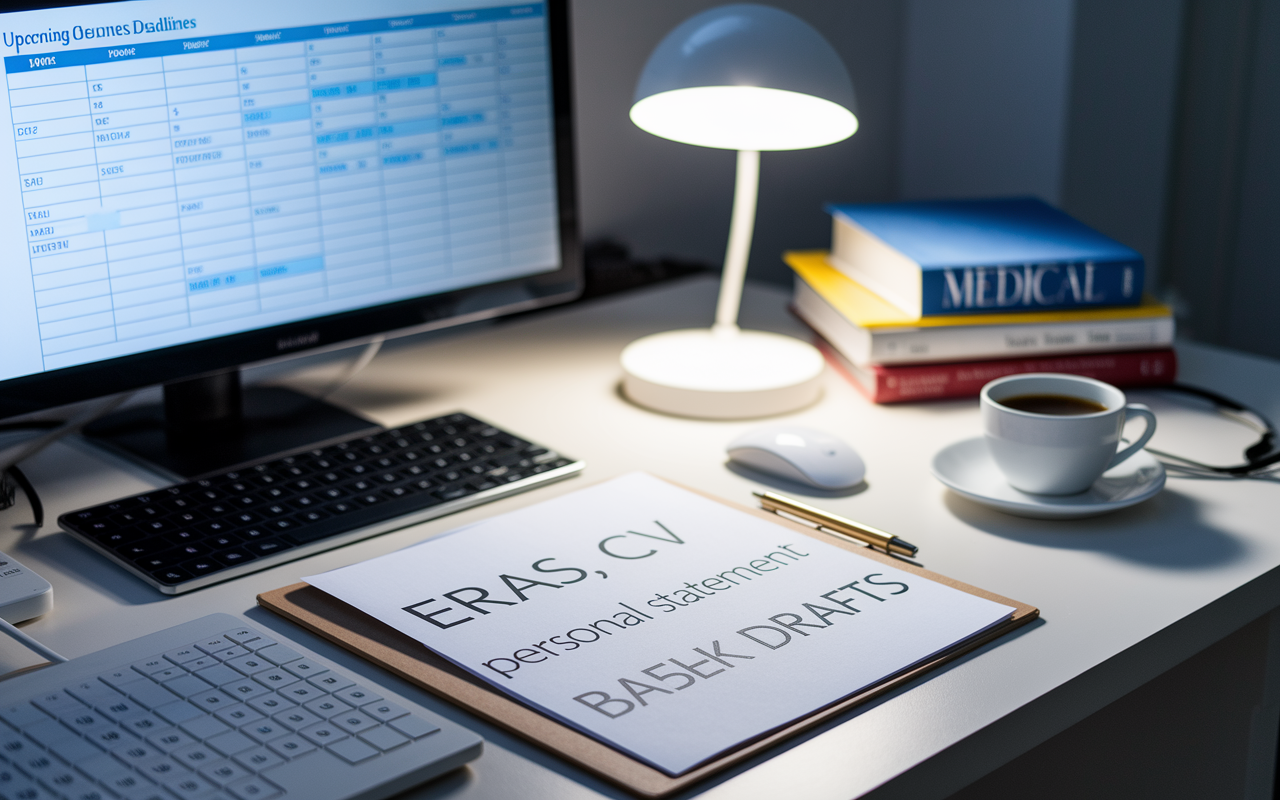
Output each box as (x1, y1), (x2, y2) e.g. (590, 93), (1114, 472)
(59, 412), (583, 594)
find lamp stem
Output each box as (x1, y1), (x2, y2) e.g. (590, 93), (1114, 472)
(713, 149), (760, 334)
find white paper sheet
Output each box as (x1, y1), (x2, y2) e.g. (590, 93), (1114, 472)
(307, 473), (1014, 775)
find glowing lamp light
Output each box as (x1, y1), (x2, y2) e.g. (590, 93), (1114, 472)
(620, 4), (859, 419)
(630, 86), (858, 151)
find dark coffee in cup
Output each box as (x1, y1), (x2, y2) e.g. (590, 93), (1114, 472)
(997, 394), (1108, 416)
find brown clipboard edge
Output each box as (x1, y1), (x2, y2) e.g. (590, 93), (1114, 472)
(257, 478), (1039, 798)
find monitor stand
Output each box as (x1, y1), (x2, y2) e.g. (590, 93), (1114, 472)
(84, 370), (380, 480)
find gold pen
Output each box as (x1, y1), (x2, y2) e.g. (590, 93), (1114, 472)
(754, 491), (919, 558)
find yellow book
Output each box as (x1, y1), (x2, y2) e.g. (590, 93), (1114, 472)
(784, 251), (1171, 329)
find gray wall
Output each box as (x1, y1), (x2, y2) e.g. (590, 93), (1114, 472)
(1060, 0), (1184, 292)
(570, 0), (905, 286)
(898, 0), (1075, 205)
(1164, 0), (1280, 359)
(569, 2), (1280, 362)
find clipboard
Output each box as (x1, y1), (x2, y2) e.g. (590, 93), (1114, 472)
(258, 482), (1038, 797)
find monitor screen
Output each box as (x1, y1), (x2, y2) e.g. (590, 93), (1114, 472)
(0, 0), (578, 419)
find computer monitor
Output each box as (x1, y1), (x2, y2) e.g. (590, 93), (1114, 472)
(0, 0), (580, 477)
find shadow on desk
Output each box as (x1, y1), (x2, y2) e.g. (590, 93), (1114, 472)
(943, 489), (1248, 570)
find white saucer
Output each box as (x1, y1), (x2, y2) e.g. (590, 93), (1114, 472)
(931, 437), (1166, 519)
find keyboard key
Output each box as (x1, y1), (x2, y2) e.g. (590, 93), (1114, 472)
(307, 672), (353, 693)
(215, 704), (263, 727)
(184, 655), (219, 672)
(246, 694), (293, 715)
(278, 682), (324, 703)
(111, 740), (162, 765)
(332, 710), (379, 736)
(84, 725), (131, 749)
(0, 702), (49, 728)
(44, 728), (101, 762)
(251, 668), (298, 691)
(37, 764), (98, 799)
(30, 690), (85, 716)
(189, 688), (235, 713)
(58, 706), (108, 733)
(142, 664), (186, 682)
(298, 721), (347, 746)
(223, 675), (272, 700)
(99, 669), (144, 690)
(200, 758), (250, 786)
(272, 707), (322, 731)
(147, 728), (196, 753)
(359, 724), (410, 752)
(154, 701), (204, 726)
(0, 727), (39, 759)
(98, 694), (146, 720)
(328, 737), (379, 764)
(136, 754), (184, 781)
(179, 714), (230, 741)
(241, 720), (287, 744)
(171, 742), (220, 768)
(245, 539), (288, 556)
(206, 729), (256, 757)
(225, 654), (273, 676)
(23, 718), (82, 752)
(334, 685), (381, 707)
(362, 699), (409, 723)
(164, 646), (203, 665)
(163, 772), (220, 800)
(0, 764), (44, 800)
(388, 715), (441, 740)
(194, 636), (230, 654)
(163, 675), (213, 698)
(227, 775), (282, 800)
(210, 645), (250, 662)
(281, 658), (325, 680)
(125, 681), (179, 710)
(222, 628), (274, 649)
(265, 733), (314, 759)
(193, 663), (240, 686)
(121, 713), (167, 736)
(64, 680), (124, 707)
(302, 696), (351, 718)
(232, 746), (282, 772)
(254, 644), (302, 666)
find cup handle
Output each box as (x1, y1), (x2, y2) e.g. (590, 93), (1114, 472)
(1107, 403), (1157, 470)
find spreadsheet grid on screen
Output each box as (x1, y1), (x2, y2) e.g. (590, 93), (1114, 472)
(0, 2), (559, 381)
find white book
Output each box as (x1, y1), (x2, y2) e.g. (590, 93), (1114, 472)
(793, 279), (1175, 366)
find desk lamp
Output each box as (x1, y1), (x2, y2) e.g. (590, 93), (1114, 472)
(620, 4), (858, 418)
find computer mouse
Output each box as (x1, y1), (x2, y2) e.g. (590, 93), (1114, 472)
(726, 425), (866, 490)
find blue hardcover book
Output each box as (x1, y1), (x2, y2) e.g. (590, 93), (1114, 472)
(824, 197), (1144, 317)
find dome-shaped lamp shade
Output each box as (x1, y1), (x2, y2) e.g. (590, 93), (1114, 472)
(631, 4), (858, 151)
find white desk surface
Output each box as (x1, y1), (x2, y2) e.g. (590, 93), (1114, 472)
(4, 276), (1279, 800)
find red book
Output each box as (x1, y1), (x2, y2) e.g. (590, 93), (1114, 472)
(817, 340), (1178, 404)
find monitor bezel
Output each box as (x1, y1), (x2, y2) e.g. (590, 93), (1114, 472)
(0, 0), (581, 421)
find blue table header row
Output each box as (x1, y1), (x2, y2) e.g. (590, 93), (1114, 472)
(5, 3), (543, 74)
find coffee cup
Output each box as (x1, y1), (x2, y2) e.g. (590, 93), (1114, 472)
(980, 373), (1157, 495)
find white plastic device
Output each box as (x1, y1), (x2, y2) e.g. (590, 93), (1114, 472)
(0, 550), (53, 624)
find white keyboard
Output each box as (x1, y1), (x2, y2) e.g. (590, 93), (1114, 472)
(0, 614), (481, 800)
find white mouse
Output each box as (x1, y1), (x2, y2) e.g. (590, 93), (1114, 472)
(726, 425), (866, 490)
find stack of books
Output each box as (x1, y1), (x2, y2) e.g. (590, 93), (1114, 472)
(787, 198), (1176, 403)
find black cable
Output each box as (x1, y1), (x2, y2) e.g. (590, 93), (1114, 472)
(5, 466), (42, 528)
(1149, 384), (1280, 476)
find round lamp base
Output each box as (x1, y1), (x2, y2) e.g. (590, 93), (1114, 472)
(621, 328), (824, 419)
